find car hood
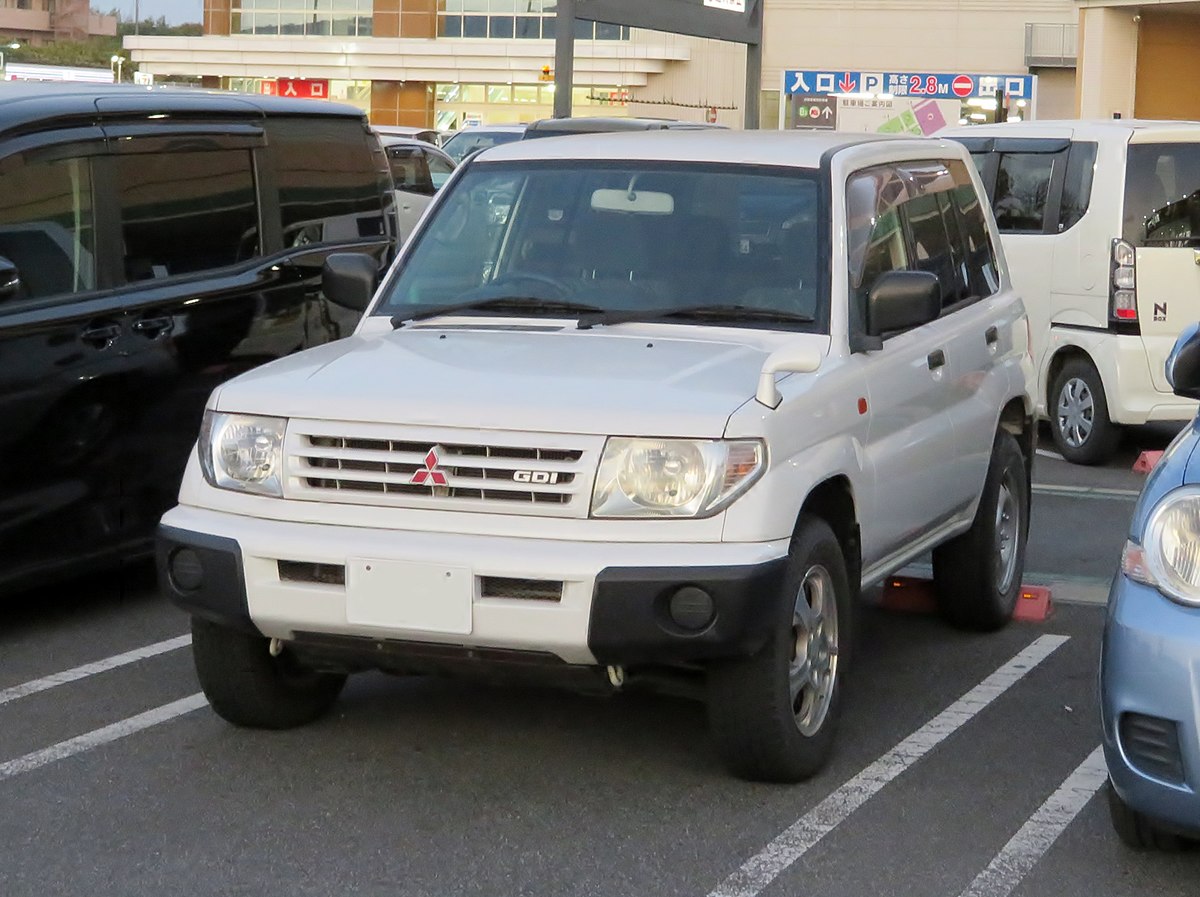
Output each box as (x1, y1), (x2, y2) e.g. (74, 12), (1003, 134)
(213, 322), (829, 437)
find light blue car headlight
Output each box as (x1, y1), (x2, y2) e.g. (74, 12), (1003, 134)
(1122, 485), (1200, 606)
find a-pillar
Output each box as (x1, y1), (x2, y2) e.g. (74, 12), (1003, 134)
(1076, 6), (1139, 120)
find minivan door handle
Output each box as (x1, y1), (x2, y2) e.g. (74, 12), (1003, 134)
(132, 315), (175, 339)
(927, 349), (946, 370)
(79, 322), (122, 349)
(985, 325), (999, 345)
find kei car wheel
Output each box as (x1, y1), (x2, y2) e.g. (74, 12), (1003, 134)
(191, 616), (346, 730)
(706, 514), (852, 783)
(1050, 358), (1121, 465)
(932, 430), (1028, 632)
(1106, 778), (1183, 851)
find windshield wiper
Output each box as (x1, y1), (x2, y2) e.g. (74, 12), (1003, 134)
(577, 304), (815, 330)
(391, 296), (606, 329)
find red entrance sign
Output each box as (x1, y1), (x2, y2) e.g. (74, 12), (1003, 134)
(951, 75), (974, 98)
(260, 78), (330, 100)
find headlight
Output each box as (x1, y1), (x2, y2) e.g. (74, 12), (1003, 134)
(198, 411), (286, 497)
(1123, 485), (1200, 605)
(591, 438), (765, 518)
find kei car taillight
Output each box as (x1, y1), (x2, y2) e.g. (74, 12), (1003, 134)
(1111, 238), (1137, 322)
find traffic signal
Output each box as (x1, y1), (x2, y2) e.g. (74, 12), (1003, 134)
(540, 64), (553, 82)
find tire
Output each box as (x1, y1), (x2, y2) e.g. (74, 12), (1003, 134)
(190, 616), (346, 730)
(706, 514), (853, 783)
(932, 430), (1028, 632)
(1050, 358), (1121, 465)
(1106, 779), (1183, 851)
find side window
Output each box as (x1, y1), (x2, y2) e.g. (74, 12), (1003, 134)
(948, 159), (1001, 298)
(268, 118), (387, 247)
(117, 149), (258, 280)
(896, 161), (970, 310)
(847, 165), (909, 332)
(426, 151), (455, 190)
(388, 146), (436, 195)
(1059, 142), (1097, 232)
(993, 152), (1057, 233)
(0, 154), (96, 305)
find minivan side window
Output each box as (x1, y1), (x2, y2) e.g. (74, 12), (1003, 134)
(117, 149), (258, 281)
(1060, 142), (1097, 231)
(0, 155), (96, 305)
(1124, 143), (1200, 247)
(268, 118), (387, 247)
(993, 152), (1055, 233)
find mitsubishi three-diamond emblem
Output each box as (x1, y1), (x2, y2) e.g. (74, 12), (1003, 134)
(410, 447), (448, 486)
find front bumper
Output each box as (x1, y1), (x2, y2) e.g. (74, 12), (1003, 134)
(1101, 573), (1200, 837)
(157, 505), (790, 668)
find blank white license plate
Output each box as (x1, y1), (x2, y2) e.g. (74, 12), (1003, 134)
(345, 559), (472, 634)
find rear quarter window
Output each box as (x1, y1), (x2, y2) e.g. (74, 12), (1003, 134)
(1124, 142), (1200, 247)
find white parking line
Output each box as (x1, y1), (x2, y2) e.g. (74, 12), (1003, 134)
(1035, 448), (1064, 462)
(1032, 484), (1140, 501)
(0, 635), (192, 707)
(707, 634), (1070, 897)
(0, 692), (207, 782)
(958, 745), (1108, 897)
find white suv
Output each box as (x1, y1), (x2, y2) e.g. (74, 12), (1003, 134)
(158, 131), (1034, 782)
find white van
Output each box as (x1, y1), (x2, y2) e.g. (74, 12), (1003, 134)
(944, 121), (1200, 464)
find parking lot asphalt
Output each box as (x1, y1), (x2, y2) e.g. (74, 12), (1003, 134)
(1, 421), (1197, 897)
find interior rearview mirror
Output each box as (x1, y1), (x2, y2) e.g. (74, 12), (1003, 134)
(1167, 322), (1200, 400)
(322, 252), (379, 312)
(865, 270), (941, 337)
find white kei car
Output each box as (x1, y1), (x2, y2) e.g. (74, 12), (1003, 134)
(158, 130), (1034, 782)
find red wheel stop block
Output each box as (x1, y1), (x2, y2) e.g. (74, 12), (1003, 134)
(879, 576), (937, 614)
(1133, 450), (1164, 474)
(1013, 585), (1053, 622)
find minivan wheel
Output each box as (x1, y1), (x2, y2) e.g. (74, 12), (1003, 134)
(706, 514), (852, 783)
(932, 430), (1028, 632)
(1050, 358), (1121, 465)
(1106, 779), (1183, 851)
(191, 616), (346, 730)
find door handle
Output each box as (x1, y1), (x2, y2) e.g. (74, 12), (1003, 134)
(132, 315), (175, 339)
(79, 323), (122, 349)
(985, 325), (999, 345)
(927, 349), (946, 370)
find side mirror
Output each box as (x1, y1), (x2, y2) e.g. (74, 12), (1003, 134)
(0, 255), (22, 302)
(1167, 322), (1200, 400)
(322, 252), (379, 312)
(865, 270), (942, 337)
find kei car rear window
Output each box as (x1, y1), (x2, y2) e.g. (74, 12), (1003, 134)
(1124, 143), (1200, 247)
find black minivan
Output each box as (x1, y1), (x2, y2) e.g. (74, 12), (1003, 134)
(0, 83), (394, 594)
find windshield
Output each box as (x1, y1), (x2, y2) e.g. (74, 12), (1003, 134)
(375, 160), (826, 331)
(1124, 143), (1200, 247)
(441, 130), (523, 163)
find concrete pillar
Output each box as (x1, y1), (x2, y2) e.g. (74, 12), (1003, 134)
(1076, 7), (1139, 120)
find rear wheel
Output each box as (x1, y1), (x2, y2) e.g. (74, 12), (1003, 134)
(707, 515), (852, 782)
(191, 616), (346, 730)
(1106, 779), (1183, 851)
(1050, 358), (1121, 465)
(933, 430), (1028, 631)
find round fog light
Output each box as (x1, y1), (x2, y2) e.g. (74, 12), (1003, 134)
(169, 547), (204, 592)
(668, 586), (715, 631)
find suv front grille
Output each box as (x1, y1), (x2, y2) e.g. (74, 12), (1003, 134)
(285, 422), (600, 518)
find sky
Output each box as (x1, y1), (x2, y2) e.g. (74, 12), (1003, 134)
(109, 0), (202, 26)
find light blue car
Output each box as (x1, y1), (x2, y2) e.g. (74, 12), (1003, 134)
(1102, 321), (1200, 849)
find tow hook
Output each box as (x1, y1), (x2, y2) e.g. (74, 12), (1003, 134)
(606, 665), (625, 689)
(268, 637), (283, 657)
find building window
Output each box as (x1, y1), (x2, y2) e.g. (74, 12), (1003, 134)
(437, 1), (629, 40)
(233, 0), (373, 37)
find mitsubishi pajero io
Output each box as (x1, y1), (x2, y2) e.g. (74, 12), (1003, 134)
(158, 131), (1035, 782)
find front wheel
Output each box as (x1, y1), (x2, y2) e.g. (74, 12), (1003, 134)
(1050, 358), (1121, 465)
(191, 617), (346, 730)
(706, 514), (852, 783)
(933, 430), (1028, 631)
